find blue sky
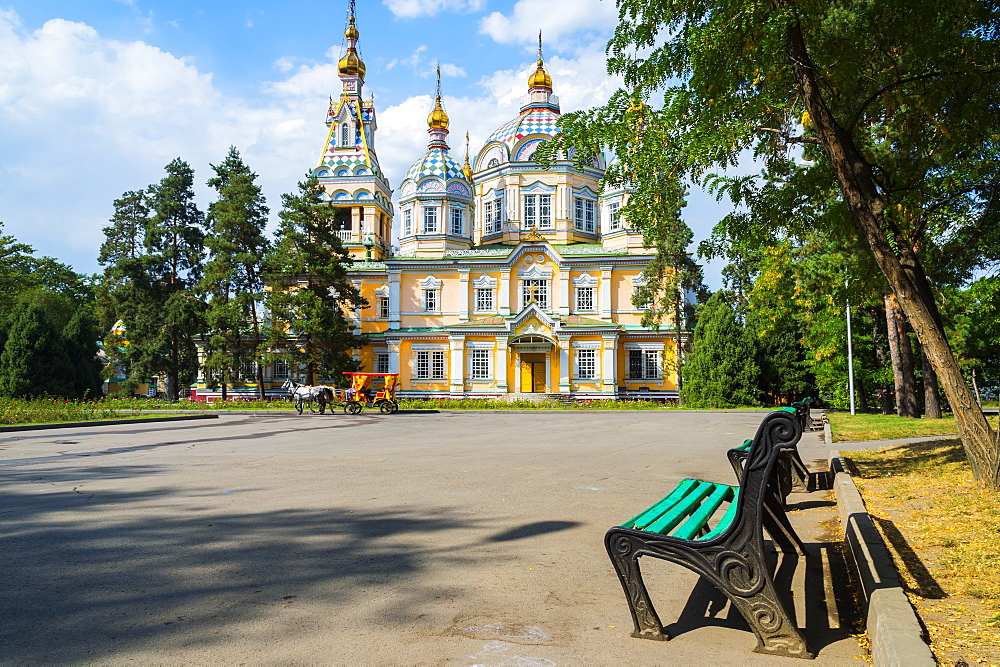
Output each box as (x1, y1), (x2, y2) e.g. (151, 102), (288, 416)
(0, 0), (728, 287)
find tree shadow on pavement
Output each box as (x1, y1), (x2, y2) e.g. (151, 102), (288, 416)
(0, 469), (509, 663)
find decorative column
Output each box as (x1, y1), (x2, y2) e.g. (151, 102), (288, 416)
(497, 339), (508, 394)
(559, 269), (570, 316)
(388, 269), (401, 330)
(558, 336), (571, 394)
(499, 269), (511, 315)
(602, 335), (618, 397)
(387, 339), (401, 374)
(449, 335), (465, 398)
(458, 268), (470, 321)
(600, 265), (613, 319)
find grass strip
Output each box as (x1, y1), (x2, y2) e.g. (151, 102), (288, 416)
(842, 439), (1000, 664)
(827, 411), (998, 442)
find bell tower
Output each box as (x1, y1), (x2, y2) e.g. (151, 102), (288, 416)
(312, 0), (393, 261)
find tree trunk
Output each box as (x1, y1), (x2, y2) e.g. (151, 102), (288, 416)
(869, 306), (895, 415)
(784, 18), (1000, 488)
(921, 345), (942, 419)
(885, 294), (919, 418)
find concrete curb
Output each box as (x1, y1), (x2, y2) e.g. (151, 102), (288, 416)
(827, 447), (935, 666)
(0, 414), (219, 432)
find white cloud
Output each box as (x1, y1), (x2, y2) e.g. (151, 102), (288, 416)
(382, 0), (486, 19)
(386, 45), (465, 79)
(0, 8), (627, 277)
(479, 0), (618, 49)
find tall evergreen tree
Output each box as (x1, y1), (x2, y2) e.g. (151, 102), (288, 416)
(62, 307), (104, 399)
(0, 303), (73, 398)
(681, 291), (759, 408)
(263, 175), (366, 385)
(99, 160), (206, 399)
(201, 147), (271, 400)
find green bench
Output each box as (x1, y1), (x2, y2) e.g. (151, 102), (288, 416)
(605, 410), (814, 659)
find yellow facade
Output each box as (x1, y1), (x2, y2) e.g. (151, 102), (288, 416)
(191, 9), (687, 402)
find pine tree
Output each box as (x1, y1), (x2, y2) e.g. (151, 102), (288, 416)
(0, 303), (73, 398)
(62, 308), (105, 400)
(681, 291), (759, 408)
(263, 175), (366, 385)
(201, 147), (271, 399)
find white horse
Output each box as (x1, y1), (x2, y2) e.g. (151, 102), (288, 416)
(281, 379), (334, 415)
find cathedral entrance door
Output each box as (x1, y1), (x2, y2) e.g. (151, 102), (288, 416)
(519, 353), (546, 393)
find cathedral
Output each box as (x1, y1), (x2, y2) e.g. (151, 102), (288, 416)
(192, 7), (684, 402)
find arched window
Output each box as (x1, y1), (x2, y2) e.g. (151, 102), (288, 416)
(341, 123), (349, 146)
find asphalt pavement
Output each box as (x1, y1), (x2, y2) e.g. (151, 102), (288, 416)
(0, 411), (864, 664)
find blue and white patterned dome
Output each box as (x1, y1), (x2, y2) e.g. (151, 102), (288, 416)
(476, 108), (561, 169)
(402, 147), (465, 183)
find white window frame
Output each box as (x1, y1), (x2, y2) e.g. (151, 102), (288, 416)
(574, 197), (596, 233)
(378, 297), (390, 319)
(450, 207), (464, 236)
(402, 209), (412, 236)
(374, 353), (390, 374)
(608, 202), (621, 231)
(627, 349), (662, 379)
(521, 279), (549, 310)
(575, 286), (595, 312)
(484, 198), (503, 235)
(523, 193), (553, 229)
(423, 289), (439, 312)
(475, 287), (494, 312)
(341, 122), (350, 147)
(414, 350), (447, 380)
(271, 359), (289, 380)
(575, 349), (597, 379)
(423, 206), (438, 234)
(469, 349), (490, 379)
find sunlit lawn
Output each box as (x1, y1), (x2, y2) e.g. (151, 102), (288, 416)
(826, 411), (998, 442)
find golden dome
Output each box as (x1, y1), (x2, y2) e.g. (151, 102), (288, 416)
(338, 15), (366, 77)
(427, 96), (449, 129)
(528, 61), (552, 90)
(345, 16), (359, 41)
(528, 31), (552, 90)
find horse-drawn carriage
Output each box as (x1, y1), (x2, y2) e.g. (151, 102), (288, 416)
(340, 372), (400, 414)
(281, 373), (400, 415)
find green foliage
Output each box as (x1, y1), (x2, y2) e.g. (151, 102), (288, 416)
(681, 291), (760, 408)
(62, 308), (104, 399)
(263, 175), (366, 384)
(0, 303), (73, 398)
(99, 159), (207, 399)
(201, 147), (271, 398)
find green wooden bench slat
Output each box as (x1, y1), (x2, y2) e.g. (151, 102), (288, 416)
(779, 406), (796, 415)
(697, 486), (741, 541)
(621, 478), (699, 529)
(672, 483), (735, 540)
(643, 481), (716, 534)
(734, 438), (752, 452)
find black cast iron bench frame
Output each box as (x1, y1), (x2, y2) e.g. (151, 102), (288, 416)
(730, 401), (814, 496)
(604, 410), (815, 659)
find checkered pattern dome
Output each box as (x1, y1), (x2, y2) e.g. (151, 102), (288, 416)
(402, 148), (465, 182)
(483, 109), (560, 158)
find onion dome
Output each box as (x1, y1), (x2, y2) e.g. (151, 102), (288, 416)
(527, 32), (552, 90)
(462, 132), (473, 182)
(427, 67), (449, 130)
(338, 15), (366, 78)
